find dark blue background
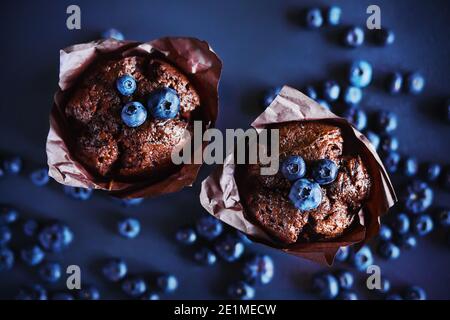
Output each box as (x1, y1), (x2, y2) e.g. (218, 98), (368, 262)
(0, 0), (449, 299)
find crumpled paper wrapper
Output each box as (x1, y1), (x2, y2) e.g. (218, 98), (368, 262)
(200, 86), (397, 265)
(46, 37), (222, 198)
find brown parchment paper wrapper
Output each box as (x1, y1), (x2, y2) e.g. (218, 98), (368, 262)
(46, 37), (222, 198)
(200, 86), (397, 265)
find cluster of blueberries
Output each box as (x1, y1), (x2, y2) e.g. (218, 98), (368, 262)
(116, 74), (181, 127)
(281, 156), (337, 211)
(175, 216), (274, 300)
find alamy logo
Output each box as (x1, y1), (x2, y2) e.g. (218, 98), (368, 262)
(366, 264), (382, 290)
(66, 265), (81, 290)
(66, 5), (81, 30)
(366, 5), (381, 29)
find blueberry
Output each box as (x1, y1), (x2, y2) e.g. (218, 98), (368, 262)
(3, 156), (22, 175)
(122, 277), (147, 297)
(411, 214), (434, 236)
(195, 216), (223, 240)
(375, 278), (391, 294)
(175, 227), (197, 245)
(102, 258), (127, 282)
(441, 165), (450, 190)
(349, 60), (372, 88)
(394, 233), (417, 250)
(147, 87), (180, 120)
(141, 292), (160, 300)
(77, 285), (100, 300)
(156, 274), (178, 293)
(334, 246), (350, 262)
(15, 284), (47, 300)
(373, 28), (395, 46)
(227, 281), (255, 300)
(22, 219), (38, 237)
(377, 241), (401, 260)
(51, 292), (74, 300)
(436, 208), (450, 228)
(64, 186), (92, 201)
(235, 231), (252, 244)
(343, 26), (365, 48)
(289, 179), (322, 211)
(389, 213), (410, 235)
(38, 222), (74, 252)
(378, 224), (393, 241)
(29, 168), (49, 187)
(380, 135), (399, 152)
(421, 162), (441, 182)
(350, 246), (373, 272)
(405, 72), (425, 94)
(386, 72), (403, 94)
(402, 156), (419, 177)
(363, 131), (380, 150)
(316, 99), (331, 110)
(117, 217), (141, 239)
(337, 291), (358, 300)
(312, 159), (338, 185)
(403, 286), (426, 300)
(382, 151), (401, 173)
(334, 270), (354, 290)
(262, 86), (282, 107)
(0, 225), (12, 245)
(403, 180), (433, 214)
(21, 245), (45, 266)
(117, 197), (144, 207)
(322, 80), (340, 101)
(385, 293), (403, 300)
(374, 110), (398, 133)
(342, 86), (362, 105)
(303, 85), (318, 100)
(0, 247), (14, 271)
(116, 75), (137, 96)
(102, 28), (124, 40)
(121, 101), (147, 128)
(243, 254), (274, 285)
(326, 6), (341, 26)
(311, 272), (339, 299)
(303, 8), (323, 29)
(214, 234), (245, 262)
(342, 106), (367, 131)
(194, 247), (217, 266)
(39, 261), (62, 283)
(280, 155), (306, 181)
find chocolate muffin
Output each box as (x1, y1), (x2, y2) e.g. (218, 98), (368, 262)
(65, 56), (200, 180)
(238, 121), (371, 244)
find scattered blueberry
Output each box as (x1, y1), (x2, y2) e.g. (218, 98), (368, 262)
(102, 258), (127, 282)
(39, 261), (62, 283)
(334, 270), (354, 290)
(214, 234), (245, 262)
(412, 214), (434, 236)
(349, 60), (372, 88)
(117, 217), (141, 239)
(102, 28), (124, 41)
(117, 197), (144, 207)
(0, 247), (14, 271)
(316, 99), (331, 110)
(326, 6), (341, 26)
(194, 247), (217, 266)
(382, 151), (401, 173)
(303, 85), (318, 100)
(147, 87), (180, 120)
(77, 285), (100, 300)
(0, 225), (12, 245)
(342, 86), (362, 105)
(403, 286), (427, 300)
(394, 233), (417, 250)
(405, 72), (425, 94)
(196, 216), (223, 240)
(228, 281), (255, 300)
(21, 245), (45, 266)
(122, 277), (147, 297)
(243, 254), (274, 285)
(311, 272), (339, 299)
(141, 292), (160, 300)
(121, 101), (147, 128)
(350, 245), (373, 272)
(22, 219), (38, 237)
(380, 135), (399, 152)
(378, 224), (393, 241)
(374, 110), (398, 133)
(390, 213), (410, 235)
(303, 8), (323, 29)
(38, 222), (74, 252)
(116, 75), (137, 96)
(289, 178), (322, 211)
(334, 246), (350, 262)
(156, 274), (178, 293)
(402, 156), (419, 177)
(322, 80), (340, 101)
(262, 86), (282, 107)
(176, 227), (197, 245)
(364, 131), (380, 150)
(29, 168), (49, 187)
(337, 290), (358, 300)
(436, 207), (450, 228)
(311, 159), (338, 185)
(421, 162), (441, 182)
(377, 241), (401, 260)
(2, 156), (22, 175)
(236, 231), (252, 245)
(15, 284), (47, 300)
(373, 28), (395, 46)
(51, 292), (74, 300)
(280, 155), (306, 181)
(342, 106), (367, 131)
(403, 180), (433, 214)
(374, 278), (391, 295)
(343, 26), (365, 48)
(386, 72), (403, 94)
(64, 186), (92, 201)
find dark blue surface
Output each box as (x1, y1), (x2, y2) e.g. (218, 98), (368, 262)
(0, 0), (449, 299)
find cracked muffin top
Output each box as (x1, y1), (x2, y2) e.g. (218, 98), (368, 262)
(237, 121), (371, 244)
(64, 56), (200, 180)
